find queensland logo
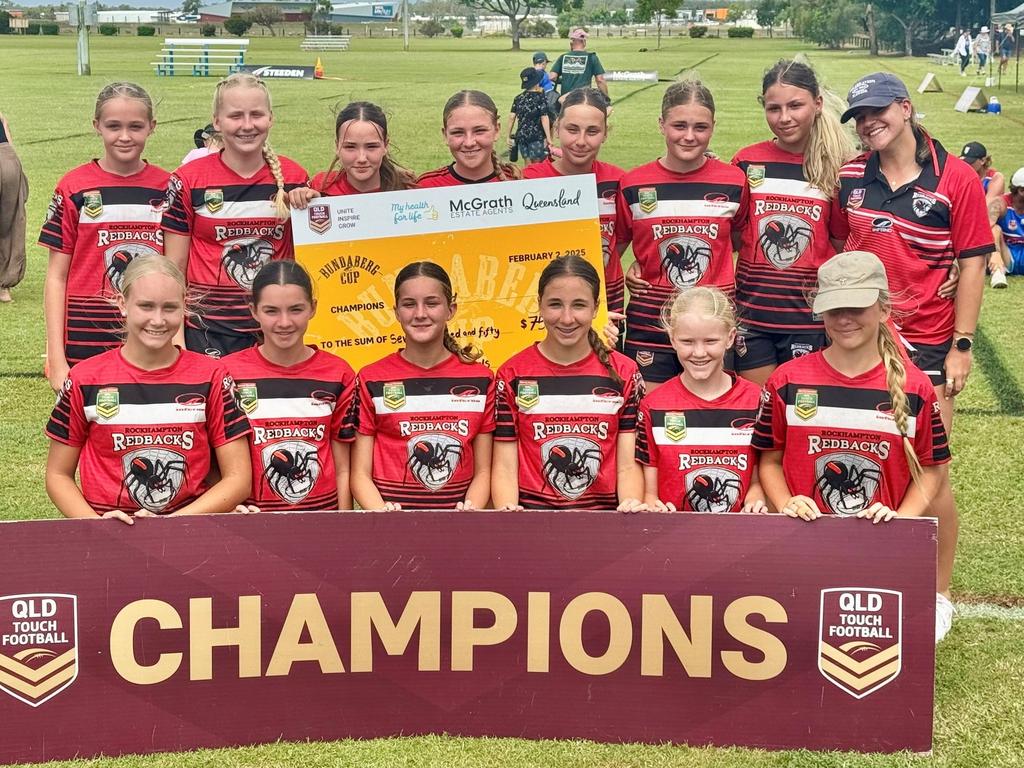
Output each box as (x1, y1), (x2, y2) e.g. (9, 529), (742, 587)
(794, 388), (817, 420)
(406, 434), (463, 491)
(516, 380), (539, 410)
(638, 187), (658, 214)
(262, 440), (320, 504)
(848, 188), (865, 210)
(871, 216), (893, 234)
(541, 437), (602, 500)
(664, 412), (687, 442)
(814, 453), (881, 516)
(912, 191), (936, 218)
(735, 333), (748, 358)
(119, 448), (186, 513)
(818, 588), (902, 699)
(308, 203), (331, 235)
(746, 165), (766, 188)
(0, 594), (78, 707)
(759, 215), (812, 270)
(221, 238), (273, 289)
(204, 188), (224, 213)
(82, 190), (103, 219)
(660, 236), (711, 288)
(236, 383), (258, 415)
(383, 382), (406, 411)
(95, 387), (119, 420)
(635, 350), (654, 368)
(686, 467), (741, 513)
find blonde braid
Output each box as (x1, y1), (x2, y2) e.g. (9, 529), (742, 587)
(442, 328), (483, 363)
(803, 87), (858, 195)
(877, 320), (923, 485)
(261, 144), (289, 219)
(490, 150), (522, 181)
(587, 328), (623, 386)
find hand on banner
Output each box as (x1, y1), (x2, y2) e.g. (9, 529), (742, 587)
(742, 497), (769, 514)
(456, 500), (476, 511)
(617, 498), (647, 514)
(381, 501), (403, 511)
(937, 261), (959, 299)
(288, 186), (321, 210)
(134, 509), (158, 518)
(857, 502), (897, 524)
(496, 503), (525, 512)
(101, 509), (135, 525)
(650, 499), (677, 513)
(233, 504), (260, 514)
(625, 262), (652, 296)
(781, 495), (821, 521)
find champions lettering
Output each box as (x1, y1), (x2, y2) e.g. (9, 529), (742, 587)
(214, 225), (286, 240)
(97, 230), (164, 246)
(399, 420), (471, 437)
(753, 201), (823, 220)
(533, 421), (610, 441)
(651, 223), (720, 240)
(679, 454), (749, 471)
(253, 425), (326, 444)
(807, 436), (891, 460)
(108, 591), (788, 683)
(112, 431), (195, 451)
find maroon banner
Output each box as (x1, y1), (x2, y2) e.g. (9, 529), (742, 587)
(0, 512), (935, 763)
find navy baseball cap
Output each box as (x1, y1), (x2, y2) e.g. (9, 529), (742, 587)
(841, 73), (910, 123)
(960, 141), (987, 161)
(521, 66), (543, 89)
(533, 51), (549, 64)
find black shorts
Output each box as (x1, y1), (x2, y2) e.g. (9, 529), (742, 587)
(624, 344), (736, 383)
(734, 327), (828, 371)
(185, 325), (258, 359)
(907, 339), (952, 387)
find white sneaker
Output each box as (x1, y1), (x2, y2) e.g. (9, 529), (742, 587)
(935, 593), (954, 643)
(991, 269), (1008, 288)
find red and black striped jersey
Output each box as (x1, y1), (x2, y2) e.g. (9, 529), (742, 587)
(416, 164), (501, 188)
(830, 136), (995, 345)
(161, 152), (309, 340)
(355, 352), (496, 508)
(310, 171), (377, 196)
(38, 161), (170, 366)
(524, 158), (626, 314)
(752, 352), (950, 516)
(731, 141), (834, 332)
(45, 348), (250, 515)
(636, 374), (759, 512)
(223, 346), (356, 511)
(615, 158), (748, 354)
(495, 344), (642, 510)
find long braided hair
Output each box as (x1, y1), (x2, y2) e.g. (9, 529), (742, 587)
(442, 90), (521, 181)
(318, 101), (417, 193)
(875, 294), (924, 484)
(393, 261), (482, 364)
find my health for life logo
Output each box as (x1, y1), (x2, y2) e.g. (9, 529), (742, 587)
(818, 588), (902, 699)
(0, 594), (78, 707)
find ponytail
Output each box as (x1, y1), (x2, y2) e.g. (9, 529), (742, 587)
(877, 318), (924, 485)
(803, 89), (857, 194)
(442, 327), (484, 364)
(587, 328), (622, 386)
(262, 144), (289, 219)
(491, 149), (521, 181)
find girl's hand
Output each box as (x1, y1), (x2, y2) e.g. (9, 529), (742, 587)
(133, 509), (158, 518)
(651, 499), (677, 513)
(48, 360), (70, 394)
(943, 347), (972, 399)
(101, 509), (135, 525)
(937, 261), (959, 299)
(624, 262), (651, 296)
(382, 501), (402, 511)
(456, 500), (476, 511)
(617, 498), (647, 514)
(233, 504), (260, 514)
(602, 312), (624, 348)
(782, 495), (821, 521)
(857, 501), (896, 524)
(497, 503), (524, 512)
(287, 186), (320, 210)
(742, 497), (769, 514)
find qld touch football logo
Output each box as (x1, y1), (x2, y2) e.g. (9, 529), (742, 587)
(0, 594), (79, 707)
(818, 588), (902, 699)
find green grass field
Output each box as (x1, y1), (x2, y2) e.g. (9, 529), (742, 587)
(1, 33), (1023, 767)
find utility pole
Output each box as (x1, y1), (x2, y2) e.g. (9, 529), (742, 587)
(403, 0), (409, 51)
(76, 0), (91, 76)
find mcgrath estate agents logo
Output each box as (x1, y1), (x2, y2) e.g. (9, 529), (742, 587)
(818, 588), (902, 699)
(0, 594), (79, 707)
(450, 194), (513, 218)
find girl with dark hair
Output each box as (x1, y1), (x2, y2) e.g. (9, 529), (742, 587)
(619, 79), (748, 391)
(493, 255), (644, 511)
(730, 58), (857, 386)
(523, 87), (627, 315)
(223, 260), (356, 512)
(417, 90), (521, 187)
(350, 261), (495, 510)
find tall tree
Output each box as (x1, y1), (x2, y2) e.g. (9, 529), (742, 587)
(180, 0), (201, 14)
(459, 0), (563, 49)
(310, 0), (332, 34)
(246, 5), (283, 35)
(633, 0), (682, 49)
(755, 0), (781, 37)
(873, 0), (935, 55)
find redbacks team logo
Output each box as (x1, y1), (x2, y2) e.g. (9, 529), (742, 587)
(383, 382), (406, 410)
(236, 382), (259, 415)
(794, 388), (817, 420)
(103, 244), (159, 293)
(664, 412), (687, 442)
(746, 165), (766, 188)
(638, 187), (658, 214)
(204, 189), (224, 213)
(818, 588), (902, 699)
(848, 188), (865, 210)
(119, 448), (186, 513)
(308, 204), (332, 235)
(406, 434), (463, 491)
(516, 380), (539, 410)
(660, 236), (711, 288)
(221, 238), (273, 289)
(0, 594), (78, 707)
(95, 387), (119, 420)
(685, 467), (741, 513)
(82, 190), (103, 219)
(758, 215), (812, 270)
(542, 437), (602, 500)
(814, 453), (882, 516)
(262, 441), (320, 504)
(911, 191), (936, 218)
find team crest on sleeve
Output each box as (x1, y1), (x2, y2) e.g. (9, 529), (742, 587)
(406, 434), (463, 491)
(95, 387), (119, 420)
(814, 453), (881, 516)
(262, 441), (320, 504)
(516, 380), (539, 410)
(794, 388), (818, 420)
(758, 215), (812, 270)
(542, 437), (602, 500)
(104, 245), (159, 294)
(685, 467), (741, 513)
(746, 165), (766, 188)
(120, 448), (186, 512)
(0, 594), (78, 707)
(660, 236), (711, 288)
(308, 204), (332, 235)
(235, 382), (259, 415)
(847, 188), (865, 210)
(44, 192), (63, 226)
(204, 189), (224, 213)
(818, 588), (902, 699)
(638, 187), (658, 214)
(664, 412), (687, 442)
(382, 382), (406, 410)
(221, 238), (273, 289)
(82, 190), (103, 219)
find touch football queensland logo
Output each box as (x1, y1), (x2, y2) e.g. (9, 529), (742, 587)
(818, 588), (902, 699)
(308, 203), (332, 235)
(0, 594), (79, 707)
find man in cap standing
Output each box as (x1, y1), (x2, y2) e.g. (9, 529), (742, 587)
(532, 51), (558, 119)
(550, 28), (610, 107)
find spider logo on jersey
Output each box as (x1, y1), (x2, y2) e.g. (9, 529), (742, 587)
(660, 236), (711, 288)
(541, 437), (602, 500)
(685, 467), (741, 513)
(220, 238), (273, 289)
(911, 191), (936, 218)
(814, 453), (882, 516)
(119, 448), (187, 513)
(261, 440), (321, 504)
(406, 434), (463, 491)
(758, 215), (812, 270)
(103, 244), (159, 293)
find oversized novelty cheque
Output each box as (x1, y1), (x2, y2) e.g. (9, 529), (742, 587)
(291, 176), (608, 369)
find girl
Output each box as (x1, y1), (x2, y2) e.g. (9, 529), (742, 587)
(45, 255), (251, 524)
(417, 90), (521, 187)
(162, 73), (308, 358)
(618, 79), (748, 390)
(289, 101), (417, 208)
(224, 261), (356, 512)
(523, 87), (627, 315)
(493, 255), (644, 511)
(730, 59), (856, 386)
(832, 72), (992, 632)
(636, 287), (765, 513)
(351, 261), (495, 510)
(41, 82), (170, 391)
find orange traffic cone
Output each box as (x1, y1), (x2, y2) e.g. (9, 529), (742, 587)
(314, 57), (324, 79)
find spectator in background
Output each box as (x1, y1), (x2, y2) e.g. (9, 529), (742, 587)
(954, 29), (973, 76)
(0, 112), (27, 303)
(533, 51), (559, 119)
(551, 29), (610, 108)
(992, 167), (1024, 286)
(181, 123), (221, 165)
(960, 141), (1005, 202)
(507, 67), (553, 166)
(974, 26), (991, 74)
(1000, 24), (1015, 76)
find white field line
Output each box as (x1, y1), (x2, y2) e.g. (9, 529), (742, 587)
(954, 602), (1024, 621)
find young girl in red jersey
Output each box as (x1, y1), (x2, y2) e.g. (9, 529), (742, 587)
(523, 87), (626, 315)
(637, 287), (765, 513)
(618, 79), (748, 390)
(416, 90), (521, 187)
(41, 82), (170, 391)
(162, 73), (308, 358)
(45, 255), (251, 524)
(753, 251), (950, 632)
(351, 261), (495, 510)
(288, 101), (417, 208)
(224, 261), (356, 512)
(493, 255), (644, 511)
(731, 60), (856, 385)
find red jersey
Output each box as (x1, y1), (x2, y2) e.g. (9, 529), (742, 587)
(524, 158), (626, 314)
(752, 352), (950, 516)
(416, 164), (502, 188)
(45, 349), (250, 515)
(731, 141), (834, 332)
(39, 161), (170, 365)
(616, 158), (748, 355)
(495, 344), (643, 510)
(223, 346), (356, 511)
(831, 136), (994, 345)
(355, 352), (496, 508)
(161, 152), (309, 341)
(636, 374), (760, 512)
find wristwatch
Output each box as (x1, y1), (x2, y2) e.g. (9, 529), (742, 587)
(954, 336), (973, 352)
